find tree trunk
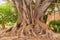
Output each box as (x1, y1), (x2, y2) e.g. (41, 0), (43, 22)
(9, 0), (54, 36)
(2, 17), (5, 29)
(2, 21), (5, 29)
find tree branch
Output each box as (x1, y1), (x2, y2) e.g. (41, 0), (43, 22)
(36, 0), (54, 21)
(35, 0), (41, 8)
(38, 0), (54, 13)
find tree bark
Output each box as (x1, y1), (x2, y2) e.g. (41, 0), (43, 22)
(10, 0), (55, 36)
(2, 21), (5, 29)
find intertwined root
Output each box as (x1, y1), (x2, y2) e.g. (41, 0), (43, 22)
(0, 19), (60, 40)
(1, 19), (48, 36)
(13, 20), (48, 37)
(0, 17), (53, 40)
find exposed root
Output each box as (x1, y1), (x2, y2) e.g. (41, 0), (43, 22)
(0, 21), (60, 40)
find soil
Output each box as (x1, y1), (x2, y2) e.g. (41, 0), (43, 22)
(0, 25), (60, 40)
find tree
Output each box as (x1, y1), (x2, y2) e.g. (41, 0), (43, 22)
(0, 2), (18, 28)
(8, 0), (55, 36)
(0, 0), (56, 39)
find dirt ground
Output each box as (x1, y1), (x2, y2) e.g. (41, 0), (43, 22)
(0, 26), (60, 40)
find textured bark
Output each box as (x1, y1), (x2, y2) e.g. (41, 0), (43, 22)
(0, 0), (56, 39)
(10, 0), (55, 34)
(1, 0), (60, 40)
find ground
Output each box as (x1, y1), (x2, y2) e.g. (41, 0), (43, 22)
(0, 25), (60, 40)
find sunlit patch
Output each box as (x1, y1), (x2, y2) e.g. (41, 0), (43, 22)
(0, 0), (5, 5)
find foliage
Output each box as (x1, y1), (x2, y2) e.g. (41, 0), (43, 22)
(49, 20), (60, 33)
(0, 2), (18, 26)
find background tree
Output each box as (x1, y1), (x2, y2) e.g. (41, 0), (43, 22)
(0, 1), (18, 28)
